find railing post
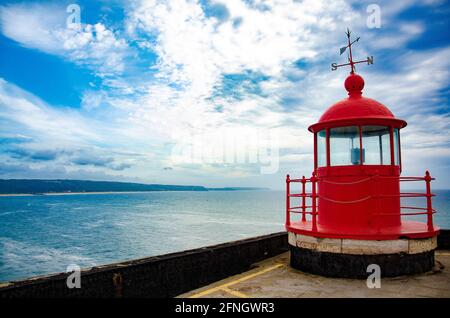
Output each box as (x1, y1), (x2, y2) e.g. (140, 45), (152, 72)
(286, 174), (291, 227)
(301, 176), (306, 222)
(425, 171), (433, 232)
(311, 171), (317, 232)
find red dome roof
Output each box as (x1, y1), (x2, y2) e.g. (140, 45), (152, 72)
(308, 73), (406, 132)
(319, 96), (395, 122)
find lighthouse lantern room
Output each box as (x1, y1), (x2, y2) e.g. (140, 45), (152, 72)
(286, 30), (439, 278)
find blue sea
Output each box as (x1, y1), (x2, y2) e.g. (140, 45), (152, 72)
(0, 190), (449, 282)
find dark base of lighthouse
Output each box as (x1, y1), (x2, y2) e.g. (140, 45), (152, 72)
(290, 246), (435, 278)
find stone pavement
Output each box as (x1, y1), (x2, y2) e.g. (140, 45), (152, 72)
(179, 251), (450, 298)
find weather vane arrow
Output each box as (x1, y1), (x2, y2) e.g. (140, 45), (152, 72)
(331, 28), (374, 73)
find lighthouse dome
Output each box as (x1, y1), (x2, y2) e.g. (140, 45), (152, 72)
(308, 73), (406, 132)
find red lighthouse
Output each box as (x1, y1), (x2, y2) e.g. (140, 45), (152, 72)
(286, 30), (439, 277)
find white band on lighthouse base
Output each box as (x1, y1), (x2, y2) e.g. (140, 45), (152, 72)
(288, 232), (437, 255)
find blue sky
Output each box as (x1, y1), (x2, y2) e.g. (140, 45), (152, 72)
(0, 0), (449, 189)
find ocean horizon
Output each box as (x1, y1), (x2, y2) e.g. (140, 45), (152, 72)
(0, 189), (449, 282)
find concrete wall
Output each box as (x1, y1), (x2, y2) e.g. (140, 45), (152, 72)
(0, 232), (288, 298)
(438, 229), (450, 250)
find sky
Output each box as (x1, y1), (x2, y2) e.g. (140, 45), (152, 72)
(0, 0), (449, 189)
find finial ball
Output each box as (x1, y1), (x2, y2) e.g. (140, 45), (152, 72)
(344, 73), (365, 95)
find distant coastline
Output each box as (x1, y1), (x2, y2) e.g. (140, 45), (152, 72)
(0, 179), (269, 195)
(0, 190), (269, 197)
(0, 191), (174, 197)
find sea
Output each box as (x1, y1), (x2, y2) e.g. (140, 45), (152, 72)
(0, 190), (449, 282)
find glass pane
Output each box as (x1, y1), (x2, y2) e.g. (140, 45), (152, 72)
(317, 130), (327, 167)
(329, 126), (360, 166)
(393, 128), (400, 165)
(361, 126), (390, 165)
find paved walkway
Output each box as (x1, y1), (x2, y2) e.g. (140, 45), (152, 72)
(179, 251), (450, 298)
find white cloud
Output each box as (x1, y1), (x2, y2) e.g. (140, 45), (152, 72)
(0, 3), (129, 76)
(0, 78), (152, 178)
(367, 21), (425, 49)
(127, 0), (354, 86)
(0, 3), (64, 52)
(120, 0), (357, 156)
(0, 78), (100, 144)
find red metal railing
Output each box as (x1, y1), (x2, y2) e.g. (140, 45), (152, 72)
(286, 172), (318, 231)
(286, 171), (436, 232)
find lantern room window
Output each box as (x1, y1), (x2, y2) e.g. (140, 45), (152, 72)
(393, 128), (400, 166)
(317, 130), (327, 167)
(329, 126), (361, 166)
(316, 125), (402, 168)
(361, 126), (391, 165)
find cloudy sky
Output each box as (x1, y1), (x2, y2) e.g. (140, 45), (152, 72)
(0, 0), (449, 189)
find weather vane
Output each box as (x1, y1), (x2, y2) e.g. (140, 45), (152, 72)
(331, 28), (374, 73)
